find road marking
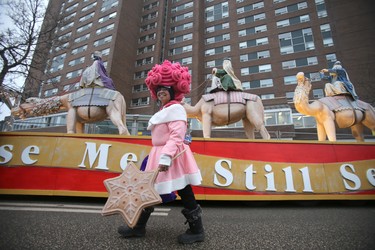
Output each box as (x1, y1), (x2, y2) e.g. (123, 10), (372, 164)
(0, 202), (171, 216)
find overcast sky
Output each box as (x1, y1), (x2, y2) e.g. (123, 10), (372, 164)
(0, 0), (50, 121)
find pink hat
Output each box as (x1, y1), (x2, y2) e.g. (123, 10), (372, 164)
(145, 60), (191, 101)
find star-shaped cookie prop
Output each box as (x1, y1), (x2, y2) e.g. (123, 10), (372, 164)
(102, 162), (162, 228)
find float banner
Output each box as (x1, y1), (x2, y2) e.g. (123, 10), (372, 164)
(0, 132), (374, 200)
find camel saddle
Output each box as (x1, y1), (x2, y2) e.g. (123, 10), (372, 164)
(318, 95), (366, 113)
(318, 95), (367, 128)
(68, 88), (118, 107)
(202, 91), (258, 106)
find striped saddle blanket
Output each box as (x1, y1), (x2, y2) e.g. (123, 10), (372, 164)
(202, 91), (258, 106)
(68, 88), (118, 107)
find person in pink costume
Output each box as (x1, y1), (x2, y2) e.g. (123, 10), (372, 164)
(118, 60), (204, 244)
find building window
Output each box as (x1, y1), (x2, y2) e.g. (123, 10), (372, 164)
(65, 3), (79, 13)
(136, 57), (153, 66)
(238, 25), (267, 37)
(293, 113), (316, 128)
(74, 34), (90, 44)
(71, 45), (88, 55)
(139, 33), (156, 43)
(141, 22), (157, 32)
(325, 53), (337, 68)
(282, 56), (318, 69)
(142, 11), (158, 22)
(46, 76), (61, 85)
(315, 0), (327, 18)
(240, 50), (270, 62)
(94, 36), (112, 47)
(238, 13), (266, 25)
(261, 94), (275, 100)
(82, 2), (97, 12)
(44, 88), (58, 97)
(171, 22), (193, 33)
(98, 12), (117, 23)
(68, 56), (85, 67)
(276, 15), (310, 28)
(131, 97), (150, 107)
(132, 84), (148, 93)
(171, 2), (193, 13)
(239, 37), (269, 49)
(63, 82), (80, 92)
(50, 53), (66, 73)
(79, 12), (94, 22)
(137, 45), (155, 55)
(265, 109), (292, 126)
(170, 45), (193, 56)
(279, 28), (314, 55)
(101, 0), (119, 12)
(243, 78), (273, 90)
(275, 2), (307, 16)
(206, 22), (229, 33)
(171, 11), (193, 22)
(205, 33), (229, 44)
(143, 1), (158, 11)
(77, 23), (92, 33)
(205, 2), (228, 22)
(174, 57), (192, 65)
(205, 45), (230, 56)
(237, 1), (264, 14)
(134, 70), (149, 79)
(66, 69), (83, 79)
(320, 24), (333, 47)
(241, 64), (271, 76)
(313, 89), (324, 99)
(96, 23), (115, 35)
(169, 33), (193, 44)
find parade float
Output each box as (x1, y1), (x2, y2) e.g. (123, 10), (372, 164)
(1, 68), (374, 201)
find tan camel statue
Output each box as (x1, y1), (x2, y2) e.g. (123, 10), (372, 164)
(294, 72), (375, 142)
(182, 91), (270, 139)
(11, 88), (130, 135)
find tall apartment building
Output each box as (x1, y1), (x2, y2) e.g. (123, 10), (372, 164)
(23, 0), (375, 138)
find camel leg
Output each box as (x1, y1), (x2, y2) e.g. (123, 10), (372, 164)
(202, 113), (212, 138)
(245, 102), (270, 140)
(323, 120), (336, 141)
(66, 108), (77, 133)
(242, 118), (255, 139)
(351, 124), (364, 142)
(316, 123), (327, 141)
(76, 122), (84, 133)
(106, 107), (130, 135)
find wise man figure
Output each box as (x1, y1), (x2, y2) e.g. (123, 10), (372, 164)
(209, 58), (243, 93)
(79, 51), (116, 90)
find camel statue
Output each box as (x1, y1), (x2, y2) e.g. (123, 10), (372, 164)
(11, 88), (130, 135)
(182, 91), (270, 139)
(294, 72), (375, 141)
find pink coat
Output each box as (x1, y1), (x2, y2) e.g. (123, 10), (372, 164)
(146, 104), (202, 195)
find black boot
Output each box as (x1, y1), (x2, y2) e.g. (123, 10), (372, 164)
(178, 205), (205, 244)
(118, 206), (154, 237)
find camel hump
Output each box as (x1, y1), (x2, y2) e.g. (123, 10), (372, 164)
(318, 95), (366, 113)
(69, 88), (118, 107)
(202, 91), (258, 106)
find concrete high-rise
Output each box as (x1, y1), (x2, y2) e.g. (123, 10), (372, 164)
(23, 0), (375, 139)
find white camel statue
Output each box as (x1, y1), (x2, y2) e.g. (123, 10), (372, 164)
(294, 72), (375, 141)
(182, 91), (270, 139)
(11, 88), (130, 135)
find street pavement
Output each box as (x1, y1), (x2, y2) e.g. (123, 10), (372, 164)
(0, 196), (374, 250)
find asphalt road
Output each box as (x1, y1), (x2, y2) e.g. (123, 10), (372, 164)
(0, 196), (374, 250)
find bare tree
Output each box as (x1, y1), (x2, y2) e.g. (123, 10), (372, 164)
(0, 0), (64, 110)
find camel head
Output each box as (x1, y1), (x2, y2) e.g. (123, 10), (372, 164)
(294, 72), (312, 104)
(11, 96), (62, 118)
(11, 97), (42, 119)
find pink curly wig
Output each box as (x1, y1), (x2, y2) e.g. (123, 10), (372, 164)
(145, 60), (191, 101)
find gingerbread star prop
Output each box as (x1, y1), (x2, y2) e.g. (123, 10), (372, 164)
(102, 162), (162, 228)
